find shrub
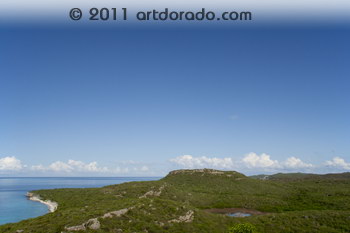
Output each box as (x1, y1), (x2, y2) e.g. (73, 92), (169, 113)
(228, 223), (257, 233)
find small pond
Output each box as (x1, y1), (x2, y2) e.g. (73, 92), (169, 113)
(227, 212), (252, 217)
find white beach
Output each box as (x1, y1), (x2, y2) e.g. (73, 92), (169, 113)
(26, 192), (58, 213)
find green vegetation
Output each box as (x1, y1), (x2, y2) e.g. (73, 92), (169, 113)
(1, 169), (350, 233)
(228, 223), (257, 233)
(251, 172), (350, 181)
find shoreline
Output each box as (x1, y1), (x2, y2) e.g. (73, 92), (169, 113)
(26, 192), (58, 212)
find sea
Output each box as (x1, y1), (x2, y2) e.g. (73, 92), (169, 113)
(0, 177), (160, 225)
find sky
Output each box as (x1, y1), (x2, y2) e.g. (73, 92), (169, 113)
(0, 24), (349, 176)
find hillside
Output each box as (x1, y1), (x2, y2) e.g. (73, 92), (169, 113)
(1, 169), (350, 233)
(251, 172), (350, 181)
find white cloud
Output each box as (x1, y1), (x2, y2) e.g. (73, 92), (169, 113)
(170, 153), (316, 172)
(242, 153), (280, 169)
(241, 153), (313, 171)
(68, 160), (109, 172)
(1, 156), (153, 175)
(140, 165), (149, 172)
(170, 155), (234, 169)
(30, 159), (152, 175)
(325, 157), (350, 170)
(2, 154), (349, 176)
(31, 160), (109, 173)
(30, 164), (46, 171)
(283, 156), (313, 169)
(0, 156), (23, 171)
(113, 167), (130, 174)
(48, 161), (74, 172)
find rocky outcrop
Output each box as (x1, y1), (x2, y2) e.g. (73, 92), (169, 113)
(139, 185), (166, 199)
(168, 210), (194, 223)
(102, 207), (132, 218)
(65, 224), (86, 231)
(65, 207), (133, 231)
(65, 217), (101, 231)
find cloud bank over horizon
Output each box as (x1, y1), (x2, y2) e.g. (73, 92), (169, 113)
(1, 153), (349, 176)
(0, 156), (153, 176)
(170, 153), (348, 174)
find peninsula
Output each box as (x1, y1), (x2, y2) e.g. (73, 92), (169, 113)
(1, 169), (349, 233)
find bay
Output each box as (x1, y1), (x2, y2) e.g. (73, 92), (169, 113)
(0, 177), (159, 225)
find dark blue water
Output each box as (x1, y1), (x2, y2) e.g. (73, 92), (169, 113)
(0, 177), (159, 225)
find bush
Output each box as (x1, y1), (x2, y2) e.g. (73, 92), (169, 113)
(228, 223), (257, 233)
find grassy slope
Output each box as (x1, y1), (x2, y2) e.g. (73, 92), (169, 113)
(1, 169), (350, 233)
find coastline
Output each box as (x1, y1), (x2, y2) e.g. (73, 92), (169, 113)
(26, 192), (58, 213)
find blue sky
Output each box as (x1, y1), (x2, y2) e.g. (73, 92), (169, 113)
(1, 25), (349, 176)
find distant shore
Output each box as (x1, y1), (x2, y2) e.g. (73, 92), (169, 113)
(26, 192), (58, 212)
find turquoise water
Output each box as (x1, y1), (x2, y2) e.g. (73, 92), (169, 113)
(227, 212), (252, 217)
(0, 177), (159, 225)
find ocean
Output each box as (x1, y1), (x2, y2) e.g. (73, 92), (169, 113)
(0, 177), (159, 225)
